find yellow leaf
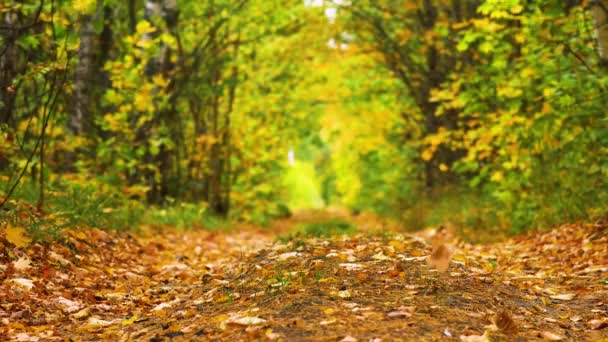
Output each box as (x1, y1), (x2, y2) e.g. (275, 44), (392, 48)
(4, 225), (32, 247)
(421, 148), (434, 161)
(439, 163), (449, 172)
(121, 314), (138, 326)
(510, 5), (523, 14)
(152, 75), (169, 88)
(490, 171), (504, 182)
(135, 20), (155, 35)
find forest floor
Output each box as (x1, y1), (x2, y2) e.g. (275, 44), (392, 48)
(1, 210), (607, 341)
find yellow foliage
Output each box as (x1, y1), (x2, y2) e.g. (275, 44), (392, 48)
(136, 21), (156, 35)
(490, 171), (504, 183)
(3, 225), (32, 247)
(73, 0), (95, 14)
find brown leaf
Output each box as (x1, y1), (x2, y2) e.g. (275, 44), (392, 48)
(538, 331), (565, 341)
(588, 318), (608, 330)
(492, 309), (518, 334)
(428, 243), (452, 272)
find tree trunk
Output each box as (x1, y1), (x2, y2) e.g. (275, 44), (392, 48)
(71, 11), (98, 136)
(592, 0), (608, 66)
(0, 10), (20, 170)
(0, 11), (19, 128)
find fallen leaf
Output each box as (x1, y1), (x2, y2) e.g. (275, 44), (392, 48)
(387, 306), (415, 318)
(588, 318), (608, 330)
(14, 256), (31, 270)
(10, 278), (34, 290)
(152, 302), (173, 312)
(277, 252), (300, 260)
(338, 290), (351, 298)
(539, 331), (565, 340)
(387, 311), (412, 318)
(72, 308), (90, 319)
(87, 317), (116, 327)
(320, 318), (337, 325)
(372, 252), (391, 261)
(459, 331), (490, 342)
(122, 314), (138, 326)
(550, 293), (576, 301)
(161, 264), (189, 272)
(228, 316), (267, 326)
(14, 333), (39, 342)
(4, 225), (32, 247)
(339, 263), (364, 271)
(55, 297), (83, 313)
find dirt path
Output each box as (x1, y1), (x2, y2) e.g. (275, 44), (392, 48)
(1, 213), (607, 341)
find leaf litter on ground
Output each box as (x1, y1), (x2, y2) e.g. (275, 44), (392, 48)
(0, 213), (607, 341)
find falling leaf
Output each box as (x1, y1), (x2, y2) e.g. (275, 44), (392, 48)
(4, 225), (32, 247)
(14, 256), (31, 270)
(492, 309), (517, 334)
(428, 243), (452, 272)
(550, 293), (576, 301)
(539, 331), (564, 340)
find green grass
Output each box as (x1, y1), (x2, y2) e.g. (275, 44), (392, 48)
(276, 219), (356, 243)
(1, 179), (225, 241)
(143, 202), (227, 230)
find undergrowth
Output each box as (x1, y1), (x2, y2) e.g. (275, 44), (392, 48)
(276, 219), (356, 243)
(0, 180), (226, 241)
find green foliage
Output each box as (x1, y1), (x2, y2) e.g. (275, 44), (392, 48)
(0, 180), (144, 241)
(2, 0), (607, 235)
(143, 202), (227, 230)
(286, 220), (356, 241)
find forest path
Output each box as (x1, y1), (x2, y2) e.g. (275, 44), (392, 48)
(1, 212), (607, 341)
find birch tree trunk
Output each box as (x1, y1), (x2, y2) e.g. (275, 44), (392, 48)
(592, 0), (608, 65)
(71, 10), (98, 135)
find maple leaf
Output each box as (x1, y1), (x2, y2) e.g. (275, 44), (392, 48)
(14, 256), (32, 270)
(4, 225), (32, 247)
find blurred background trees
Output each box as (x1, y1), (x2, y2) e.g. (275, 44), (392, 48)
(1, 0), (606, 232)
